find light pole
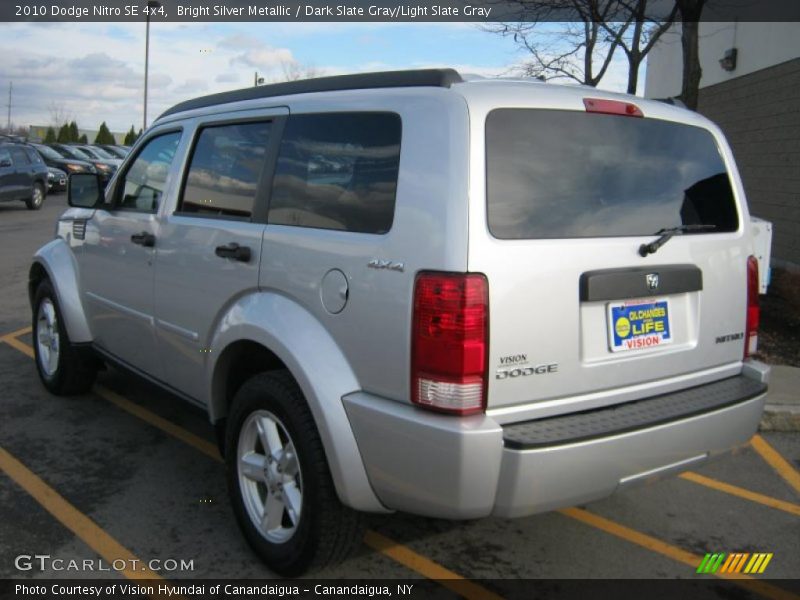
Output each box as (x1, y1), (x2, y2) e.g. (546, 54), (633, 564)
(143, 0), (161, 131)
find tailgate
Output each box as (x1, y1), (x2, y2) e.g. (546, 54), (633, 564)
(471, 105), (749, 412)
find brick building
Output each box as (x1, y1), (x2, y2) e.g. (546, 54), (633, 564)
(645, 23), (800, 269)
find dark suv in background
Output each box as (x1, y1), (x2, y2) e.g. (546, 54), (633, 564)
(49, 143), (118, 186)
(0, 142), (48, 210)
(29, 143), (96, 178)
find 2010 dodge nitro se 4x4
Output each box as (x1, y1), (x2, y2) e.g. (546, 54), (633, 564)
(29, 69), (769, 575)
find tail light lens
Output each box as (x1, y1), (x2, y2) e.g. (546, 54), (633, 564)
(411, 272), (488, 415)
(745, 255), (760, 359)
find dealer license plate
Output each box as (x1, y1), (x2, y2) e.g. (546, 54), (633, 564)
(608, 298), (672, 352)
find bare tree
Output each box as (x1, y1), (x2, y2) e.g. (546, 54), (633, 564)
(47, 101), (73, 129)
(599, 0), (679, 93)
(485, 0), (677, 94)
(277, 60), (324, 82)
(483, 1), (625, 86)
(675, 0), (708, 109)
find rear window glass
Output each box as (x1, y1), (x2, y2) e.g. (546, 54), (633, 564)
(268, 112), (401, 234)
(486, 109), (739, 239)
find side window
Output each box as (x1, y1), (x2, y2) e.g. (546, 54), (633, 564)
(0, 149), (10, 166)
(178, 121), (271, 219)
(9, 147), (30, 166)
(268, 113), (401, 234)
(25, 148), (43, 164)
(116, 132), (181, 213)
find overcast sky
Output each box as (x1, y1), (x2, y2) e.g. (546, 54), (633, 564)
(0, 21), (633, 134)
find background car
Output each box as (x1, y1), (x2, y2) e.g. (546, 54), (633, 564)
(46, 166), (67, 193)
(0, 142), (48, 210)
(29, 143), (97, 177)
(49, 143), (117, 185)
(95, 144), (130, 159)
(74, 144), (123, 166)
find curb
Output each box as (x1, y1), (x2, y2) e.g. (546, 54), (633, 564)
(758, 364), (800, 432)
(760, 406), (800, 432)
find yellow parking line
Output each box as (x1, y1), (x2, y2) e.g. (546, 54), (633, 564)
(680, 472), (800, 517)
(95, 384), (221, 462)
(2, 334), (35, 358)
(560, 508), (799, 600)
(0, 325), (32, 342)
(364, 531), (504, 600)
(0, 445), (163, 582)
(2, 333), (502, 599)
(751, 435), (800, 496)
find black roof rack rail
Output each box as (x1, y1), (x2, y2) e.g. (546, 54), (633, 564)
(158, 68), (463, 120)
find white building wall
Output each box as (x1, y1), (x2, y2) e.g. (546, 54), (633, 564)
(645, 22), (800, 98)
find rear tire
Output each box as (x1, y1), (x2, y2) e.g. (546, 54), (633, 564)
(225, 371), (363, 576)
(26, 182), (45, 210)
(32, 279), (98, 395)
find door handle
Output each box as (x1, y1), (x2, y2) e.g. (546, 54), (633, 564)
(215, 242), (251, 262)
(130, 232), (156, 247)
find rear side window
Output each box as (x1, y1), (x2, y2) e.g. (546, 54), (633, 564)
(486, 109), (739, 239)
(268, 112), (401, 234)
(179, 121), (271, 219)
(25, 148), (43, 164)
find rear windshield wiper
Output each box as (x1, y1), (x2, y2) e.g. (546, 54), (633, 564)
(638, 224), (717, 257)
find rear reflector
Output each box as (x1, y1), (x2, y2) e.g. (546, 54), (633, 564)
(584, 98), (644, 118)
(411, 272), (488, 415)
(745, 255), (760, 359)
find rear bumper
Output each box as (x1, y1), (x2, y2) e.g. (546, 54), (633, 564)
(343, 366), (768, 519)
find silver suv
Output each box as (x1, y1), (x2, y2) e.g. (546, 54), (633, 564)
(29, 69), (769, 575)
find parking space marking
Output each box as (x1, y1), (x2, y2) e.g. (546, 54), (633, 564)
(363, 531), (504, 600)
(1, 332), (34, 358)
(0, 325), (31, 342)
(1, 330), (503, 598)
(679, 471), (800, 517)
(0, 445), (164, 583)
(751, 435), (800, 496)
(96, 384), (221, 462)
(560, 507), (799, 600)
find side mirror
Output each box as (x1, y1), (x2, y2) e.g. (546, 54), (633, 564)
(68, 173), (103, 208)
(0, 158), (11, 168)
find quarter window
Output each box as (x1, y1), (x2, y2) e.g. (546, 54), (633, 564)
(179, 121), (271, 219)
(117, 132), (181, 212)
(268, 113), (401, 234)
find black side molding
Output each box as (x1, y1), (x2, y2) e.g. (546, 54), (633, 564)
(580, 264), (702, 302)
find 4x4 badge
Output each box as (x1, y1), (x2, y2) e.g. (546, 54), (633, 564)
(646, 273), (659, 290)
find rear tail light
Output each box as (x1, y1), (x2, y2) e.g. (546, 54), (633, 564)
(411, 272), (488, 415)
(583, 98), (644, 118)
(745, 255), (760, 359)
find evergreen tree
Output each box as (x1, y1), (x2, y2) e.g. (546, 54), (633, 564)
(68, 121), (79, 142)
(78, 134), (89, 144)
(94, 122), (115, 144)
(57, 124), (71, 143)
(44, 127), (56, 143)
(123, 125), (137, 145)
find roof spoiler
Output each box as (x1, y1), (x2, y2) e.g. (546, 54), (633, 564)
(158, 68), (463, 121)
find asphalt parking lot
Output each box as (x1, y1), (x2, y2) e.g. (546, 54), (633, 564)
(1, 193), (799, 598)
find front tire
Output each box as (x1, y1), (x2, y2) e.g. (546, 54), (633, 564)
(225, 371), (363, 576)
(33, 279), (98, 395)
(26, 182), (45, 210)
